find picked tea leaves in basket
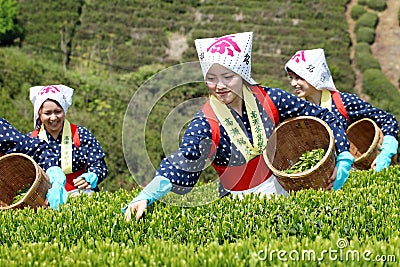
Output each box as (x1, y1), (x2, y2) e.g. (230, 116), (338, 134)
(0, 153), (51, 210)
(264, 116), (336, 192)
(284, 148), (326, 174)
(12, 186), (31, 204)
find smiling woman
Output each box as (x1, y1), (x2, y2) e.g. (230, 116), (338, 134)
(39, 100), (65, 139)
(29, 84), (109, 196)
(123, 32), (355, 222)
(285, 48), (399, 172)
(205, 64), (244, 113)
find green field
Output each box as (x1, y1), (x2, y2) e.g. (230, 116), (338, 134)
(1, 166), (399, 266)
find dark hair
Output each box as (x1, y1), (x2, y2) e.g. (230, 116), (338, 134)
(286, 68), (304, 80)
(35, 118), (42, 130)
(286, 67), (295, 74)
(42, 99), (63, 108)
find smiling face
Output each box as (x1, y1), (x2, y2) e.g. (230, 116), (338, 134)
(39, 99), (65, 138)
(205, 63), (244, 111)
(287, 71), (321, 104)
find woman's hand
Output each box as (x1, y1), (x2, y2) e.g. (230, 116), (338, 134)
(43, 198), (50, 208)
(333, 151), (354, 190)
(122, 176), (171, 222)
(373, 135), (398, 172)
(124, 200), (148, 222)
(371, 157), (377, 170)
(325, 167), (337, 190)
(73, 177), (91, 189)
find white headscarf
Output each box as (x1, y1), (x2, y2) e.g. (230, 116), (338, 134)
(29, 84), (74, 128)
(285, 48), (337, 91)
(194, 31), (258, 85)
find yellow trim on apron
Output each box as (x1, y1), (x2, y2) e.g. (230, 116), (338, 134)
(209, 86), (267, 162)
(320, 90), (332, 111)
(39, 119), (73, 174)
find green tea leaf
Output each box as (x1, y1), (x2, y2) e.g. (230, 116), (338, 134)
(284, 148), (326, 174)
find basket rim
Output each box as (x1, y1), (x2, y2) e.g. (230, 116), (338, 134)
(346, 118), (381, 163)
(263, 116), (335, 178)
(0, 153), (42, 209)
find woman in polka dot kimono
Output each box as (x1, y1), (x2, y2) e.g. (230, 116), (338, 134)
(29, 84), (108, 196)
(123, 32), (355, 222)
(1, 117), (68, 209)
(285, 48), (399, 172)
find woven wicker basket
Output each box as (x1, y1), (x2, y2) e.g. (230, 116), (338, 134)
(346, 118), (397, 170)
(263, 116), (336, 192)
(0, 153), (51, 210)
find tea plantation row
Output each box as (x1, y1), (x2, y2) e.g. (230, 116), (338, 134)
(1, 166), (399, 266)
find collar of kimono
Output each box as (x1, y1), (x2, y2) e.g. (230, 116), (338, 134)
(301, 89), (332, 111)
(320, 89), (332, 111)
(39, 119), (73, 174)
(209, 85), (267, 162)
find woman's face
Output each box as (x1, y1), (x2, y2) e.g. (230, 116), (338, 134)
(205, 63), (244, 107)
(288, 71), (318, 99)
(39, 100), (65, 136)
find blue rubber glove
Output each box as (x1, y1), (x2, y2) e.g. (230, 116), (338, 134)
(45, 166), (68, 209)
(333, 151), (355, 190)
(121, 176), (172, 213)
(79, 172), (98, 188)
(375, 135), (398, 172)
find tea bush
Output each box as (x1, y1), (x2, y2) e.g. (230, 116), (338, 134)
(356, 27), (375, 44)
(355, 42), (381, 73)
(0, 166), (399, 266)
(364, 0), (387, 12)
(354, 12), (379, 31)
(362, 69), (400, 119)
(350, 4), (367, 20)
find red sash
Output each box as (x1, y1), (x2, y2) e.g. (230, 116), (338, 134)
(31, 123), (84, 191)
(30, 123), (81, 147)
(212, 155), (273, 191)
(65, 167), (86, 192)
(331, 91), (350, 123)
(202, 85), (279, 191)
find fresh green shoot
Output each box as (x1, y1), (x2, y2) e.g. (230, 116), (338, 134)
(284, 148), (326, 174)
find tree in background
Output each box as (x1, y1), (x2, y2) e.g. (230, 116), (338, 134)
(0, 0), (22, 45)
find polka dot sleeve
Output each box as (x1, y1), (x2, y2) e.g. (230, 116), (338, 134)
(156, 114), (213, 194)
(339, 92), (399, 137)
(266, 87), (350, 154)
(0, 118), (59, 170)
(76, 126), (109, 184)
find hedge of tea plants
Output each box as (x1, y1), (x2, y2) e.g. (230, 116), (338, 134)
(351, 0), (400, 121)
(16, 0), (355, 90)
(1, 166), (399, 266)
